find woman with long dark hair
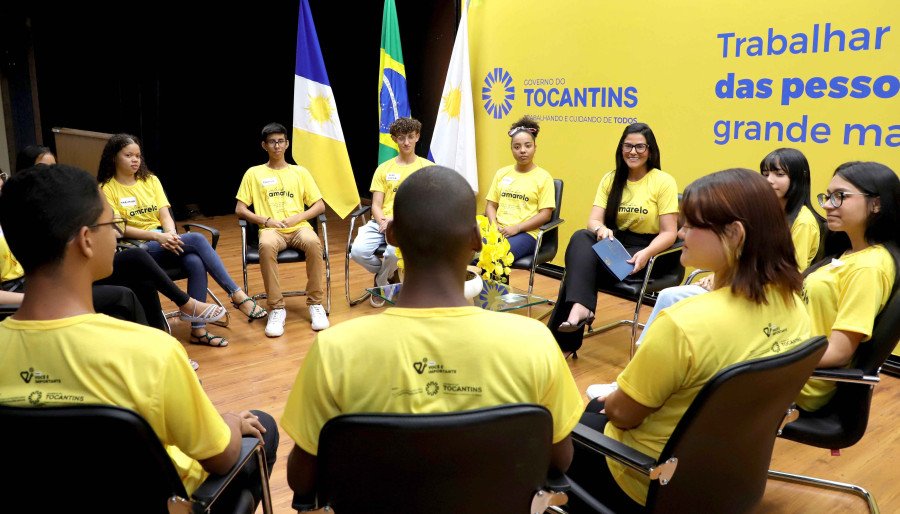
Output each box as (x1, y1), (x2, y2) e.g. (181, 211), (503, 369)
(797, 161), (899, 411)
(567, 169), (809, 512)
(547, 123), (678, 351)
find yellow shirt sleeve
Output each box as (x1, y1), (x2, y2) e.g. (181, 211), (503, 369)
(832, 266), (891, 338)
(370, 161), (388, 194)
(281, 339), (340, 456)
(151, 176), (171, 210)
(540, 347), (587, 443)
(616, 312), (690, 409)
(537, 173), (556, 211)
(655, 173), (679, 215)
(235, 169), (255, 206)
(485, 168), (502, 204)
(790, 207), (820, 271)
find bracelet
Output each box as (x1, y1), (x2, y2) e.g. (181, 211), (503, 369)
(594, 225), (604, 234)
(264, 217), (271, 226)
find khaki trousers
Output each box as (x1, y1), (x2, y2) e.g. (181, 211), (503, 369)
(258, 227), (324, 309)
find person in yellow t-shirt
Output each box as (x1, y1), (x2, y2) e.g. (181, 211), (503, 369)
(797, 161), (899, 412)
(0, 165), (278, 511)
(548, 123), (678, 353)
(567, 169), (810, 510)
(98, 133), (264, 348)
(282, 166), (584, 502)
(630, 147), (825, 349)
(350, 117), (433, 307)
(485, 115), (556, 261)
(235, 122), (329, 336)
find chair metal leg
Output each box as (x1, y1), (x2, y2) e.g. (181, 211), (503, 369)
(768, 470), (880, 514)
(344, 220), (371, 307)
(255, 445), (274, 514)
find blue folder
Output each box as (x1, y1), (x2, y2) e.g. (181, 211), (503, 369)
(592, 238), (633, 281)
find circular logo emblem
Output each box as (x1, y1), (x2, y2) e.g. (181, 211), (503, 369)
(771, 341), (782, 353)
(482, 68), (515, 119)
(28, 391), (42, 405)
(426, 381), (440, 396)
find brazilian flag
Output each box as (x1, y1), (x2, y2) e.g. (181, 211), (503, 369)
(378, 0), (410, 164)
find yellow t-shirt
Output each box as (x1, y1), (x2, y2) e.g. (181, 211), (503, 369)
(101, 175), (170, 232)
(593, 168), (678, 234)
(485, 165), (556, 239)
(235, 164), (323, 234)
(0, 314), (231, 494)
(370, 156), (434, 218)
(791, 206), (820, 272)
(0, 230), (24, 282)
(281, 306), (584, 455)
(797, 245), (895, 411)
(607, 287), (810, 505)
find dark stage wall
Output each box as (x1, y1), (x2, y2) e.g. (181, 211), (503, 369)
(2, 1), (456, 218)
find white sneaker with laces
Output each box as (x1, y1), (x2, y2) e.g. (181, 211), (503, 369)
(265, 308), (287, 337)
(586, 382), (618, 400)
(309, 304), (330, 331)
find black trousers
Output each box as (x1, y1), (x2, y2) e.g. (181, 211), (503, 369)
(210, 410), (280, 514)
(90, 284), (149, 326)
(566, 399), (644, 514)
(548, 230), (656, 352)
(96, 248), (192, 332)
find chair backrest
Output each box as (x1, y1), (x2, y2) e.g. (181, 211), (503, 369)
(316, 404), (554, 514)
(810, 285), (900, 447)
(0, 404), (188, 513)
(646, 337), (828, 514)
(543, 178), (564, 253)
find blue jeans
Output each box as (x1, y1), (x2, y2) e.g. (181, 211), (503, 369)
(636, 284), (707, 345)
(506, 232), (537, 261)
(143, 232), (240, 328)
(350, 220), (398, 284)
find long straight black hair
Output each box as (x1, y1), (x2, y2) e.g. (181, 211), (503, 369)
(604, 123), (662, 229)
(759, 148), (823, 226)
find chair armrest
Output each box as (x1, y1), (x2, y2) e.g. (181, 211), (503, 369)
(539, 217), (565, 232)
(684, 268), (710, 285)
(810, 367), (880, 385)
(182, 223), (220, 249)
(192, 438), (261, 510)
(573, 423), (677, 484)
(653, 239), (684, 257)
(238, 219), (249, 228)
(317, 213), (328, 225)
(349, 205), (371, 219)
(573, 423), (658, 477)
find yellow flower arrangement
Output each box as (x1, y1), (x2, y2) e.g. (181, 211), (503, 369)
(475, 215), (514, 284)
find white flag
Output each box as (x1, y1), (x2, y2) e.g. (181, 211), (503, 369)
(428, 3), (478, 192)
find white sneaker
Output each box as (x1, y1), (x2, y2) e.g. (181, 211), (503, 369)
(586, 382), (618, 400)
(265, 308), (287, 337)
(309, 304), (330, 331)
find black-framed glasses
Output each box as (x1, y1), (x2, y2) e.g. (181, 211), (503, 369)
(622, 143), (649, 154)
(265, 139), (289, 147)
(817, 191), (871, 208)
(90, 218), (127, 237)
(508, 126), (538, 137)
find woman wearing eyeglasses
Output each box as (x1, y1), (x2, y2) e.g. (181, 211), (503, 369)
(484, 115), (556, 260)
(548, 123), (678, 352)
(98, 134), (265, 348)
(797, 161), (899, 412)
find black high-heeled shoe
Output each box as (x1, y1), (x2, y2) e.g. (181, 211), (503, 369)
(558, 313), (595, 333)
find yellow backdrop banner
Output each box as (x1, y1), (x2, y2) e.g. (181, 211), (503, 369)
(468, 0), (899, 265)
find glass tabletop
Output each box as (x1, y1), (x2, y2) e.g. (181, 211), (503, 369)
(366, 282), (551, 313)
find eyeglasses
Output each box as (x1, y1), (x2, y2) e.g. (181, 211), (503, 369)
(265, 139), (288, 147)
(817, 191), (871, 208)
(90, 218), (127, 237)
(622, 143), (649, 154)
(508, 126), (538, 137)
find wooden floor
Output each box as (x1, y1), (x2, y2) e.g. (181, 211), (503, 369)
(172, 210), (899, 514)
